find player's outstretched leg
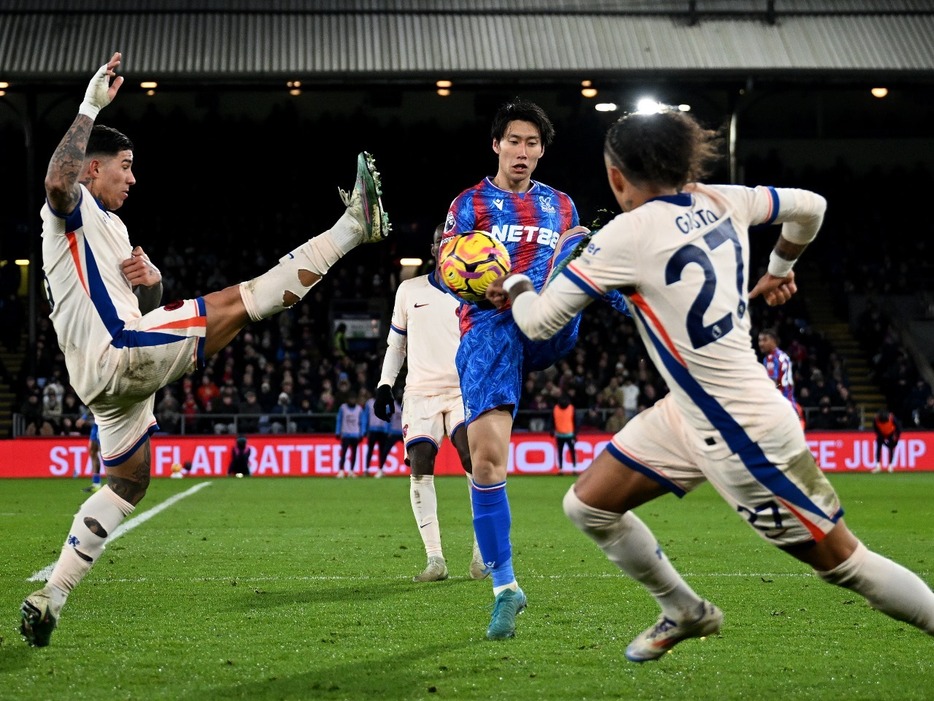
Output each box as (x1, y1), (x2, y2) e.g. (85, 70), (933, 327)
(20, 590), (58, 648)
(20, 485), (135, 647)
(564, 487), (721, 661)
(338, 151), (391, 244)
(624, 600), (723, 662)
(239, 152), (390, 323)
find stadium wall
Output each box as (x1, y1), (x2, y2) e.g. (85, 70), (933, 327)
(2, 431), (934, 478)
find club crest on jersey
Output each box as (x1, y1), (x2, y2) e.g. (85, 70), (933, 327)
(539, 196), (556, 214)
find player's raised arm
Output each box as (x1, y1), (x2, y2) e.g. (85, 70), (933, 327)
(749, 187), (826, 306)
(45, 52), (124, 214)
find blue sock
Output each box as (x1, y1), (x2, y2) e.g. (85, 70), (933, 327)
(91, 472), (102, 486)
(472, 480), (515, 588)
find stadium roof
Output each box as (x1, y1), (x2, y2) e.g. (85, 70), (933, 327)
(2, 0), (933, 85)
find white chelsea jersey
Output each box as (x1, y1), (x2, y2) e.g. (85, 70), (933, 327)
(512, 183), (826, 450)
(380, 274), (462, 394)
(41, 186), (139, 401)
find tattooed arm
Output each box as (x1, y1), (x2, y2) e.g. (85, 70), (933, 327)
(45, 52), (124, 215)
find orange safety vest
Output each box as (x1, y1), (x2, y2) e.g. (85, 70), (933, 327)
(553, 404), (575, 436)
(874, 413), (897, 438)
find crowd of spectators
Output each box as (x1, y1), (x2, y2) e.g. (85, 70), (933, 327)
(5, 107), (933, 438)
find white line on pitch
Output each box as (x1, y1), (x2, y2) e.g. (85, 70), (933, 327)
(28, 482), (212, 582)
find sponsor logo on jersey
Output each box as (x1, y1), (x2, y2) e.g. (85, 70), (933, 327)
(493, 198), (505, 210)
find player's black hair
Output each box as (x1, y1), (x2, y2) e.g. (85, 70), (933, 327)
(490, 98), (555, 146)
(760, 327), (780, 343)
(87, 124), (134, 156)
(604, 109), (722, 189)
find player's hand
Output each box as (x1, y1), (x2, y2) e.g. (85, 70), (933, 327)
(486, 274), (510, 309)
(121, 246), (162, 288)
(79, 52), (124, 119)
(749, 270), (797, 307)
(374, 385), (395, 421)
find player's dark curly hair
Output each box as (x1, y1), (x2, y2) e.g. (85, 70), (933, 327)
(604, 109), (722, 189)
(87, 124), (134, 156)
(491, 98), (555, 146)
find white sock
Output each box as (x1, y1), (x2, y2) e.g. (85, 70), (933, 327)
(563, 487), (703, 620)
(46, 486), (135, 614)
(411, 475), (443, 558)
(818, 540), (934, 634)
(239, 212), (359, 322)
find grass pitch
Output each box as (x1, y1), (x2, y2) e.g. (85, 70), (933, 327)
(1, 473), (932, 700)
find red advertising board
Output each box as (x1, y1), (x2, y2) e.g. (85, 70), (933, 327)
(2, 431), (933, 478)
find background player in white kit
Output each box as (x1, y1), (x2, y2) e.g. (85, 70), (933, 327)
(375, 224), (488, 582)
(489, 107), (934, 661)
(21, 52), (390, 647)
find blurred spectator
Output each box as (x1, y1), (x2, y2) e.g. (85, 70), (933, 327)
(916, 394), (934, 429)
(227, 436), (251, 477)
(604, 406), (627, 434)
(809, 397), (837, 430)
(552, 396), (577, 473)
(871, 407), (902, 473)
(155, 387), (181, 434)
(196, 372), (221, 409)
(335, 392), (365, 476)
(269, 391), (297, 434)
(213, 391), (239, 434)
(237, 390), (263, 433)
(181, 392), (200, 434)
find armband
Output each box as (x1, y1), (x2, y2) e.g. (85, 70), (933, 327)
(503, 274), (533, 295)
(768, 250), (795, 278)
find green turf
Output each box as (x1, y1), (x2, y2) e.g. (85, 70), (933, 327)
(1, 473), (932, 700)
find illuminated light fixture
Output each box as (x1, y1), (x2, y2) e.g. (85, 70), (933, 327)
(581, 87), (598, 98)
(0, 90), (5, 97)
(678, 103), (691, 112)
(140, 81), (157, 89)
(581, 79), (592, 87)
(16, 259), (30, 266)
(287, 80), (302, 96)
(400, 257), (422, 267)
(436, 79), (452, 89)
(595, 102), (618, 112)
(871, 87), (888, 98)
(635, 98), (663, 114)
(0, 81), (9, 88)
(437, 88), (451, 97)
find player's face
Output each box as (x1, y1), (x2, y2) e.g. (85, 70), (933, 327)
(492, 120), (543, 192)
(91, 150), (136, 211)
(757, 334), (775, 353)
(431, 228), (444, 261)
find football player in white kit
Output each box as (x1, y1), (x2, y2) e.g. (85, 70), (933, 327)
(375, 224), (489, 583)
(21, 52), (391, 647)
(488, 107), (934, 661)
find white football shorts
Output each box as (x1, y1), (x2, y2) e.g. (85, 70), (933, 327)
(608, 394), (842, 547)
(402, 391), (466, 450)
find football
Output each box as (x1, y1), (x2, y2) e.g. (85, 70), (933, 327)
(438, 231), (511, 303)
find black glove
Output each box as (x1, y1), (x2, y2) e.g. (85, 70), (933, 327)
(374, 384), (395, 422)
